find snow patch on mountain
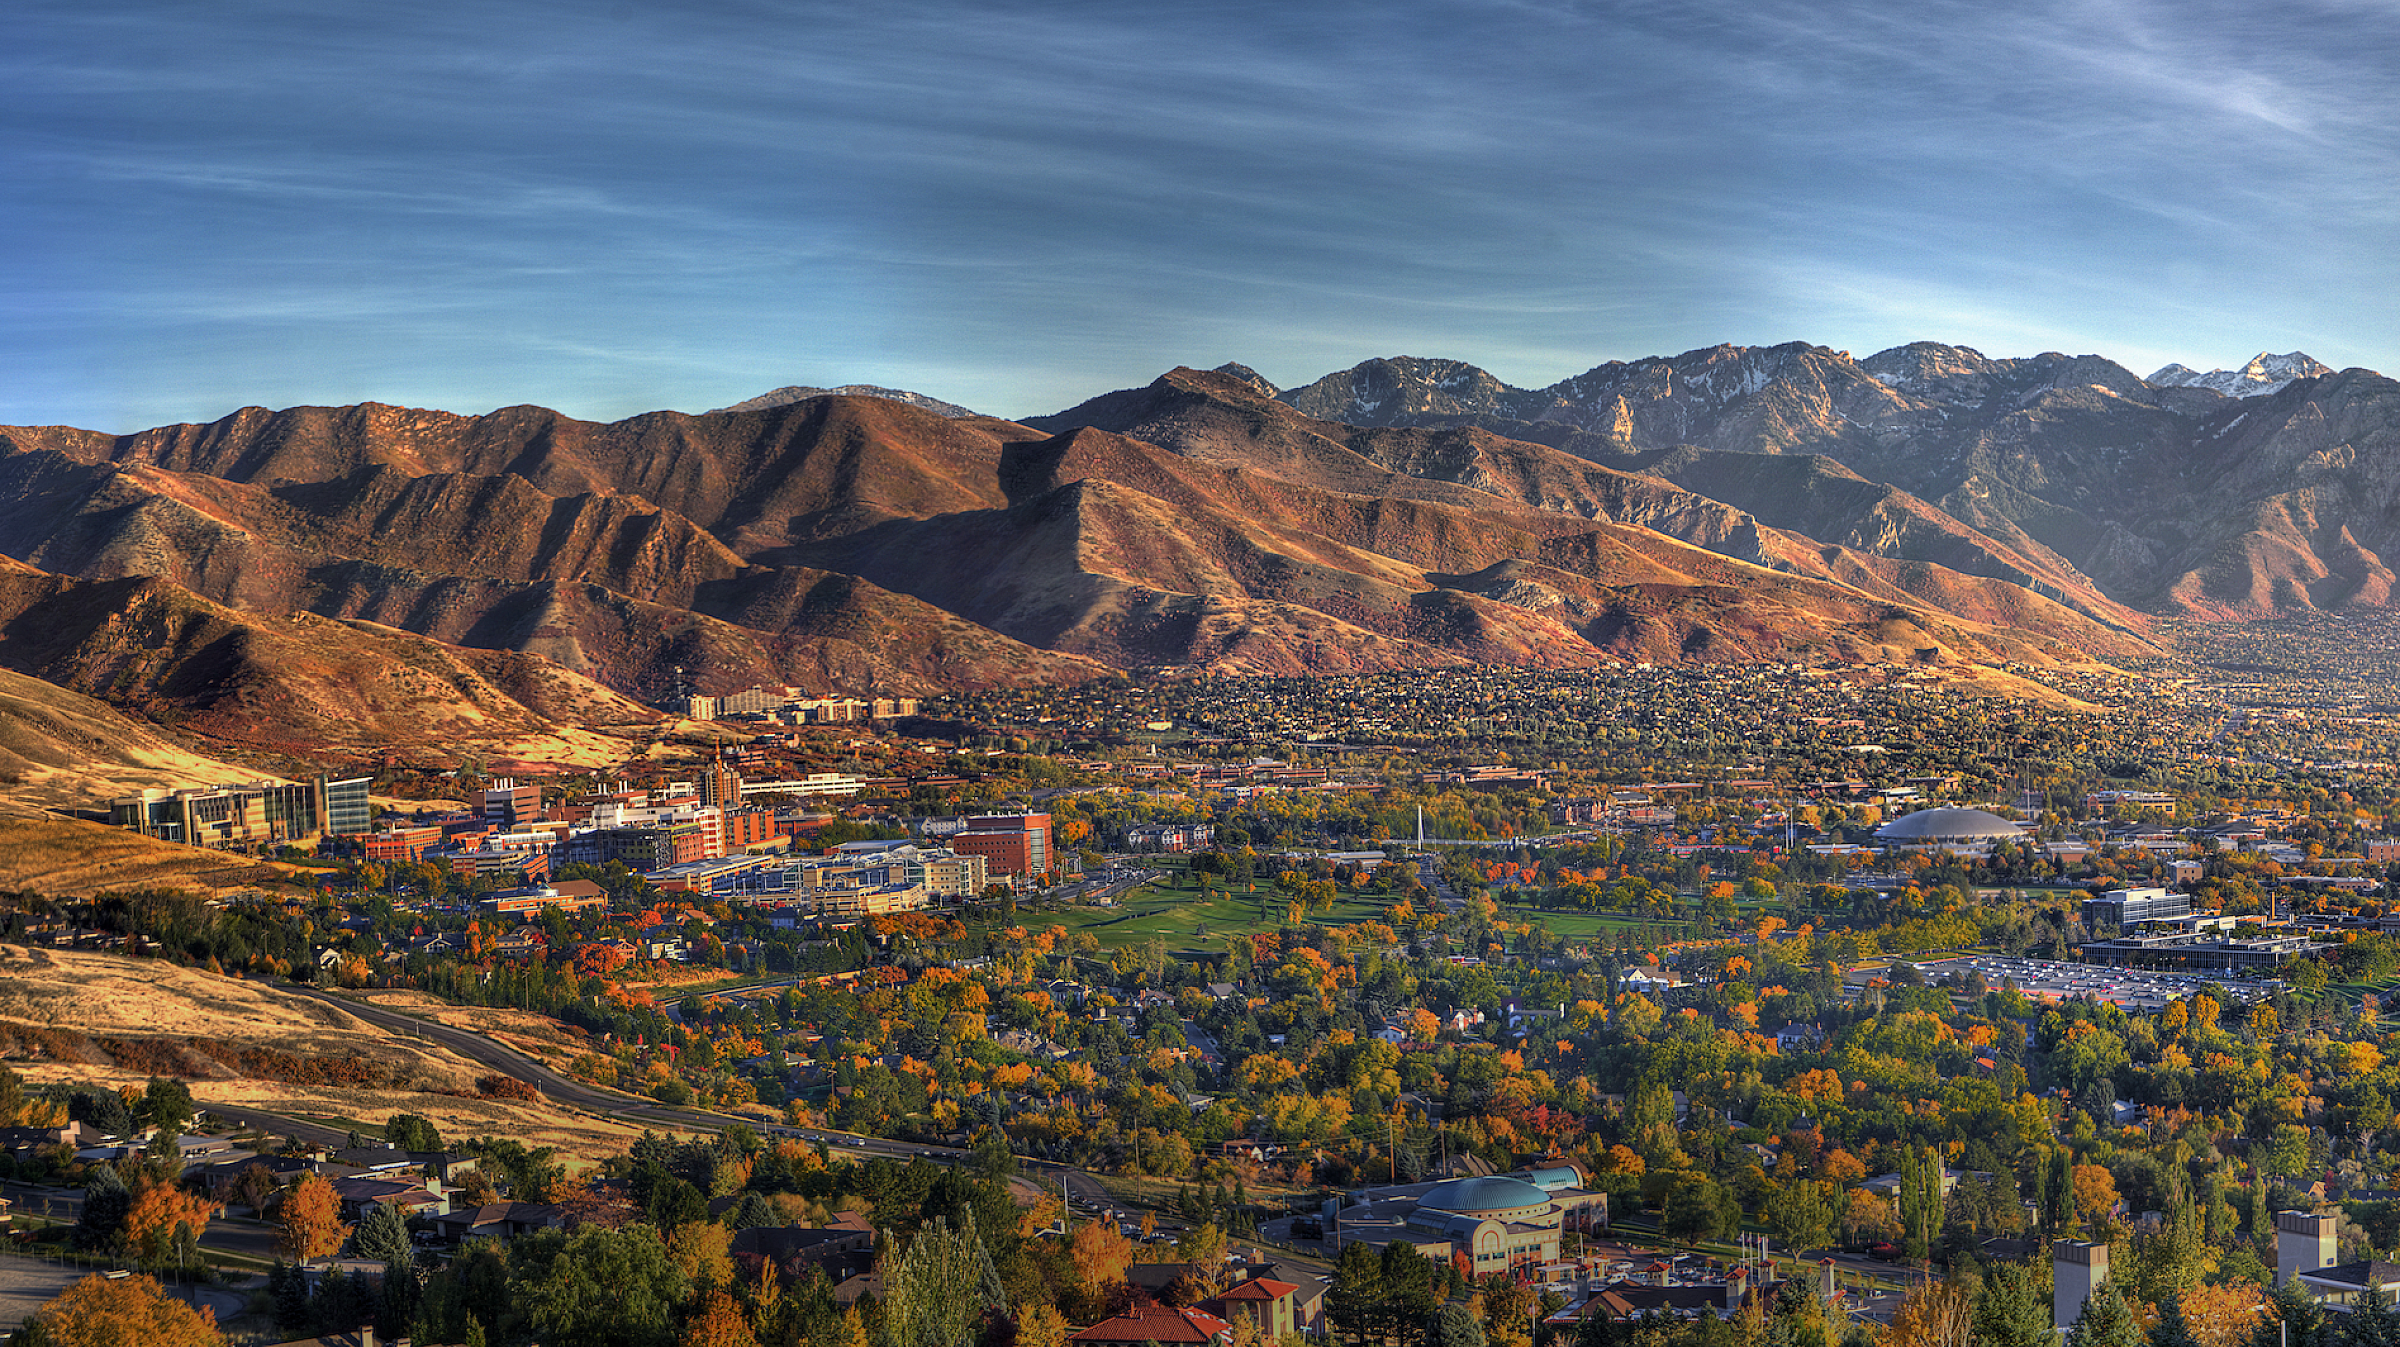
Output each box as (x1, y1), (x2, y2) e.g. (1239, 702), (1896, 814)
(2146, 353), (2332, 399)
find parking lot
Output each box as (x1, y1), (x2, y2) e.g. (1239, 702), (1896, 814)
(1899, 954), (2281, 1010)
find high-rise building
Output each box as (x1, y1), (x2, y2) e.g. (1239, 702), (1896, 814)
(949, 813), (1051, 884)
(482, 779), (542, 830)
(699, 760), (744, 810)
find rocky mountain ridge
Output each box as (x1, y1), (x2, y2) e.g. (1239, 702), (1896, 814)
(708, 385), (980, 418)
(0, 336), (2389, 768)
(2145, 353), (2335, 399)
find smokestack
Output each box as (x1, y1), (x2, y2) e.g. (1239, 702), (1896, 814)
(2277, 1211), (2338, 1286)
(2053, 1241), (2107, 1332)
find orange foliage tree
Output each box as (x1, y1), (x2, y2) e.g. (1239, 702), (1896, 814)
(278, 1173), (349, 1260)
(678, 1288), (760, 1347)
(125, 1177), (222, 1264)
(21, 1272), (222, 1347)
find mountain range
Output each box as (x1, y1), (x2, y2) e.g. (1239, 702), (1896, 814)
(0, 342), (2391, 773)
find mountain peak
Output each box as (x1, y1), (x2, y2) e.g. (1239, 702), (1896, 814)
(708, 384), (980, 418)
(1210, 363), (1278, 397)
(2146, 352), (2332, 398)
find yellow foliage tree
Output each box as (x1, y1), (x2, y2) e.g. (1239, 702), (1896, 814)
(671, 1220), (737, 1292)
(2179, 1282), (2266, 1347)
(1016, 1304), (1071, 1347)
(2070, 1164), (2120, 1222)
(1883, 1282), (1972, 1347)
(21, 1272), (222, 1347)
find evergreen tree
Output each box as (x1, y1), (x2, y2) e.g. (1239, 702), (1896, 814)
(2065, 1282), (2142, 1347)
(271, 1259), (313, 1333)
(1425, 1304), (1487, 1347)
(2147, 1294), (2199, 1347)
(74, 1164), (131, 1252)
(1329, 1242), (1386, 1347)
(1973, 1260), (2054, 1347)
(2340, 1290), (2400, 1347)
(354, 1201), (413, 1267)
(379, 1260), (424, 1341)
(729, 1191), (780, 1230)
(2247, 1279), (2329, 1347)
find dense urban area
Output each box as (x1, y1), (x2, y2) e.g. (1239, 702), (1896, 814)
(18, 635), (2400, 1347)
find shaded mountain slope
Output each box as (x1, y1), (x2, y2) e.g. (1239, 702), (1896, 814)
(0, 567), (657, 765)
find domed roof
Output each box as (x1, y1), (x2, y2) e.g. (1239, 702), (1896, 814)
(1418, 1176), (1548, 1214)
(1873, 807), (2025, 842)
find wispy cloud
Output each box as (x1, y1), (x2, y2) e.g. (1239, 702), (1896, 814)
(1, 0), (2393, 428)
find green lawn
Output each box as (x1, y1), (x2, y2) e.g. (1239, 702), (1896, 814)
(1489, 904), (1694, 939)
(2312, 978), (2400, 1008)
(993, 872), (1396, 952)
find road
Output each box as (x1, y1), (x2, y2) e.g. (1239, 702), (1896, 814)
(1, 1179), (287, 1267)
(283, 986), (1153, 1199)
(8, 986), (1136, 1276)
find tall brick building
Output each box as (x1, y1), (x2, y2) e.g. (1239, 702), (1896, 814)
(949, 813), (1051, 885)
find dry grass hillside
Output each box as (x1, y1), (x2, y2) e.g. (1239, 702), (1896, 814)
(0, 816), (298, 894)
(0, 945), (644, 1157)
(0, 666), (261, 809)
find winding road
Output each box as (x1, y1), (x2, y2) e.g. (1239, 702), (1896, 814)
(284, 986), (1125, 1208)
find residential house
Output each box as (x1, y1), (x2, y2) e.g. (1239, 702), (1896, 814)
(1069, 1305), (1233, 1347)
(426, 1201), (568, 1242)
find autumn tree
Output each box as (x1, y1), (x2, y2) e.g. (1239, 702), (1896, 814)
(279, 1173), (350, 1261)
(681, 1289), (762, 1347)
(1886, 1283), (1973, 1347)
(1062, 1220), (1132, 1319)
(16, 1272), (222, 1347)
(124, 1177), (221, 1267)
(1014, 1304), (1071, 1347)
(2180, 1284), (2267, 1347)
(669, 1220), (737, 1294)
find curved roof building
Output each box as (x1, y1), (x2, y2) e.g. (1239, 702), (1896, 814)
(1873, 807), (2026, 847)
(1417, 1176), (1552, 1222)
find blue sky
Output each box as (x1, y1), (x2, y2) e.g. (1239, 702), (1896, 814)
(6, 0), (2396, 430)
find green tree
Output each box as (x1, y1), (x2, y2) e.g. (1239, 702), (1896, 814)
(385, 1114), (446, 1152)
(1377, 1242), (1439, 1343)
(1973, 1260), (2055, 1347)
(1663, 1177), (1736, 1244)
(2065, 1281), (2141, 1347)
(1765, 1179), (1834, 1254)
(879, 1214), (1003, 1347)
(1897, 1146), (1945, 1260)
(1425, 1304), (1486, 1347)
(507, 1225), (689, 1347)
(353, 1202), (413, 1267)
(1329, 1242), (1386, 1347)
(140, 1078), (195, 1136)
(74, 1165), (131, 1253)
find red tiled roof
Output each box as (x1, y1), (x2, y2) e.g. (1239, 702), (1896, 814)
(1071, 1306), (1232, 1344)
(1219, 1279), (1298, 1300)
